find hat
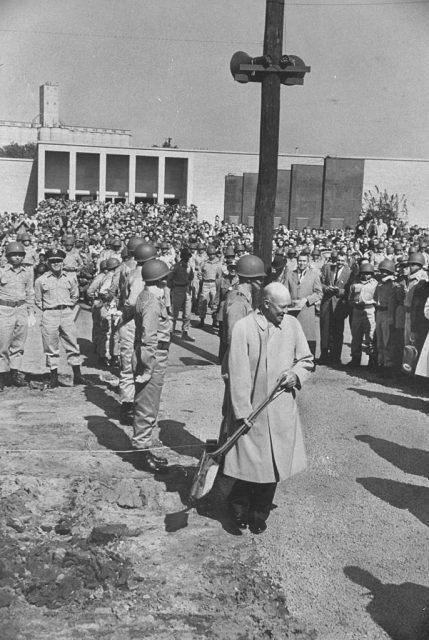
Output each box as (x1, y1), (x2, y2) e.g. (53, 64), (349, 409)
(46, 249), (66, 261)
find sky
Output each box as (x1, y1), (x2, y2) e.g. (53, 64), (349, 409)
(0, 0), (428, 158)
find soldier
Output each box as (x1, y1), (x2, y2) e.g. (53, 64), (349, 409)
(62, 234), (84, 275)
(346, 262), (378, 368)
(198, 244), (222, 329)
(98, 257), (121, 367)
(169, 247), (195, 341)
(215, 260), (239, 362)
(374, 258), (400, 376)
(0, 242), (35, 390)
(18, 232), (38, 269)
(132, 259), (171, 473)
(219, 254), (266, 368)
(34, 249), (86, 388)
(117, 242), (157, 426)
(87, 259), (109, 355)
(403, 252), (428, 351)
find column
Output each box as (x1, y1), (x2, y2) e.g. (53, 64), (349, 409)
(37, 146), (45, 204)
(186, 156), (194, 206)
(157, 155), (165, 204)
(98, 152), (106, 202)
(128, 153), (136, 203)
(68, 150), (76, 200)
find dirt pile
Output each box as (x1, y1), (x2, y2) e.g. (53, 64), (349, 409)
(0, 475), (315, 639)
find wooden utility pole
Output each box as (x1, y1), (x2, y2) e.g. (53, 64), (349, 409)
(230, 1), (310, 269)
(253, 0), (284, 267)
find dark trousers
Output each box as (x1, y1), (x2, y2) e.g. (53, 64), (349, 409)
(228, 479), (277, 522)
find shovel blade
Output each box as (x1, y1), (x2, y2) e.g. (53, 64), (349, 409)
(189, 450), (220, 503)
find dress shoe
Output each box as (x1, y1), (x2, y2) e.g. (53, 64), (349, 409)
(47, 369), (59, 389)
(249, 518), (267, 535)
(140, 451), (168, 473)
(198, 319), (205, 328)
(10, 369), (27, 387)
(233, 516), (248, 530)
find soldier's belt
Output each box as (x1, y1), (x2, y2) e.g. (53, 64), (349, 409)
(44, 305), (73, 311)
(157, 341), (170, 351)
(202, 279), (216, 283)
(0, 299), (26, 307)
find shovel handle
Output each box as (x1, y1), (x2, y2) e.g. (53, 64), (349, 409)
(212, 381), (291, 460)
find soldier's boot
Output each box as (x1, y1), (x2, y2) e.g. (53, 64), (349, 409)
(0, 372), (5, 392)
(10, 369), (27, 387)
(119, 402), (134, 426)
(48, 369), (59, 389)
(181, 332), (195, 342)
(198, 317), (205, 328)
(72, 365), (87, 386)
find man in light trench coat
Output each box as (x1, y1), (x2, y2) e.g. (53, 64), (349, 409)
(223, 282), (314, 534)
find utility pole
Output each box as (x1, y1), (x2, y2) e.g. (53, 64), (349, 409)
(254, 0), (284, 267)
(230, 0), (310, 268)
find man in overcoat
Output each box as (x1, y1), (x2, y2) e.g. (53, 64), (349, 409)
(284, 252), (322, 356)
(319, 251), (351, 365)
(223, 282), (314, 534)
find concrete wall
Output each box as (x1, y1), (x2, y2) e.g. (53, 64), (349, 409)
(0, 157), (37, 214)
(363, 158), (429, 228)
(0, 124), (38, 147)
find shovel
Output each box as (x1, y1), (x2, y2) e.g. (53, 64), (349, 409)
(189, 381), (286, 503)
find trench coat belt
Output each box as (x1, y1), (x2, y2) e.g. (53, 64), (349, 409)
(0, 299), (26, 307)
(157, 341), (170, 351)
(44, 305), (73, 311)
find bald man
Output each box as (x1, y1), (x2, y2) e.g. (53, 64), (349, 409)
(223, 282), (314, 534)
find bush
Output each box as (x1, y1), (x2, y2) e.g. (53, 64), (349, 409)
(362, 186), (408, 226)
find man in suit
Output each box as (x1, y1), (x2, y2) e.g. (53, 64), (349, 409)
(285, 252), (322, 357)
(319, 251), (351, 365)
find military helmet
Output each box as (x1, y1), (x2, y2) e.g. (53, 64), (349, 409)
(224, 246), (235, 258)
(141, 258), (170, 283)
(236, 254), (266, 279)
(111, 237), (122, 248)
(5, 241), (25, 256)
(99, 260), (108, 271)
(378, 258), (396, 274)
(106, 257), (120, 270)
(235, 243), (245, 252)
(359, 262), (374, 274)
(17, 232), (31, 242)
(160, 241), (170, 250)
(407, 251), (425, 267)
(127, 236), (144, 253)
(134, 242), (157, 264)
(207, 245), (217, 255)
(197, 242), (205, 250)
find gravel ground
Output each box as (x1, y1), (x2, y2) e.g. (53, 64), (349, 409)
(0, 307), (427, 639)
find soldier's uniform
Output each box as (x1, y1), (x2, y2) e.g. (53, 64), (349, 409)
(198, 255), (222, 327)
(98, 267), (121, 365)
(34, 253), (82, 375)
(132, 287), (170, 450)
(375, 276), (400, 370)
(169, 257), (194, 338)
(62, 248), (84, 275)
(348, 274), (378, 366)
(0, 252), (34, 386)
(215, 268), (239, 362)
(87, 269), (107, 354)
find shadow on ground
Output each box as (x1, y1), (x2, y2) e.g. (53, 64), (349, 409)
(357, 477), (429, 527)
(350, 388), (429, 414)
(344, 566), (429, 640)
(356, 436), (429, 479)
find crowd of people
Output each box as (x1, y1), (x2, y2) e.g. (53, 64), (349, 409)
(1, 197), (429, 533)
